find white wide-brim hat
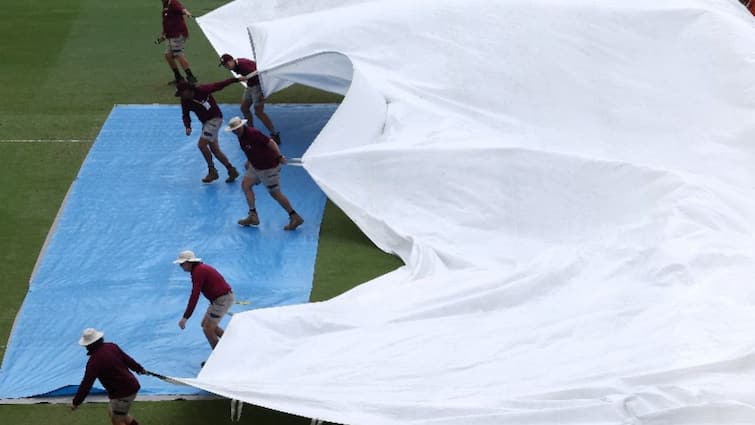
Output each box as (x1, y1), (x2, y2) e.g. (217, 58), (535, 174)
(173, 250), (202, 264)
(225, 116), (247, 132)
(78, 328), (104, 346)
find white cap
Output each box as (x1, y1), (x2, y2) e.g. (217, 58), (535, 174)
(78, 328), (104, 346)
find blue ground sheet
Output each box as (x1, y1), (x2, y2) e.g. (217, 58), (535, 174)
(0, 104), (337, 398)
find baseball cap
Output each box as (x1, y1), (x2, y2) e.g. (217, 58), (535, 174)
(218, 54), (234, 66)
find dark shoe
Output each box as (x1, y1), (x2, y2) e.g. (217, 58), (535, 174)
(238, 211), (260, 226)
(226, 167), (239, 183)
(284, 213), (304, 231)
(271, 132), (281, 145)
(168, 76), (185, 86)
(187, 74), (198, 84)
(202, 167), (219, 183)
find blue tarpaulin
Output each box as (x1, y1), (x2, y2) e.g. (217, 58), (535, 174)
(0, 104), (336, 398)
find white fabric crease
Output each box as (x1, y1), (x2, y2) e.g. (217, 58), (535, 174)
(194, 0), (755, 424)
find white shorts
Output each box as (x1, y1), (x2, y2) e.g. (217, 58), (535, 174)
(201, 117), (222, 142)
(165, 35), (187, 57)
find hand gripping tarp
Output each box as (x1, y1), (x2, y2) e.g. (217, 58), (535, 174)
(193, 1), (755, 424)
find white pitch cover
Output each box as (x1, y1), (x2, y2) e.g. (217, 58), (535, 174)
(195, 1), (755, 424)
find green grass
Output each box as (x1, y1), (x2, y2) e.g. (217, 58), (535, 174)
(0, 399), (317, 425)
(0, 1), (399, 423)
(0, 144), (91, 362)
(312, 206), (403, 302)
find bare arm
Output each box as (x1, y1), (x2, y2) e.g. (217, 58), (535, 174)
(237, 70), (260, 81)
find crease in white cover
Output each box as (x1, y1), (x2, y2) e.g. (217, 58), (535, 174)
(192, 1), (755, 424)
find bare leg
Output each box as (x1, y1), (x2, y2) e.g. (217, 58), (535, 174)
(197, 138), (214, 167)
(169, 53), (195, 83)
(254, 103), (276, 134)
(271, 189), (303, 230)
(176, 55), (191, 71)
(164, 53), (183, 82)
(208, 140), (233, 170)
(203, 325), (220, 348)
(241, 98), (254, 126)
(242, 176), (257, 210)
(201, 314), (221, 349)
(270, 189), (294, 213)
(237, 175), (260, 225)
(164, 52), (178, 69)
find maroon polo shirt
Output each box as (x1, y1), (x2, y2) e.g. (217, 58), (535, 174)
(232, 58), (261, 87)
(162, 0), (188, 38)
(236, 125), (281, 170)
(72, 342), (143, 406)
(183, 263), (233, 319)
(180, 78), (238, 128)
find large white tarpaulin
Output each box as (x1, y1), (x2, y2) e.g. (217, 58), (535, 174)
(194, 1), (755, 424)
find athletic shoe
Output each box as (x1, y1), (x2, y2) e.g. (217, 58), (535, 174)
(187, 74), (198, 84)
(202, 167), (219, 183)
(271, 132), (281, 145)
(226, 167), (239, 183)
(284, 213), (304, 231)
(238, 211), (260, 226)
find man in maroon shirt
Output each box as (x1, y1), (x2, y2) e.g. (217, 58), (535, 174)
(220, 53), (282, 144)
(71, 328), (145, 425)
(742, 0), (755, 15)
(173, 250), (235, 349)
(225, 116), (304, 230)
(159, 0), (197, 85)
(175, 77), (244, 183)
